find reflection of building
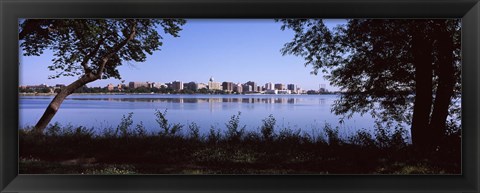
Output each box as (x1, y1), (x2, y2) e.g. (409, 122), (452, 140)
(208, 77), (222, 90)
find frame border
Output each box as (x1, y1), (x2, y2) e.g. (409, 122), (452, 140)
(1, 0), (479, 192)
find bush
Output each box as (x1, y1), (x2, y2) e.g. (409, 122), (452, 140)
(261, 114), (276, 141)
(155, 109), (183, 136)
(116, 112), (134, 137)
(188, 122), (201, 141)
(349, 129), (375, 147)
(207, 126), (222, 144)
(324, 124), (341, 146)
(225, 112), (246, 142)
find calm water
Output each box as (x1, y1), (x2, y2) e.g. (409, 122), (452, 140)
(19, 94), (379, 136)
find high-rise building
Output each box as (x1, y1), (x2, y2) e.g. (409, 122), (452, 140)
(287, 84), (297, 92)
(222, 82), (234, 92)
(234, 83), (243, 93)
(265, 82), (273, 90)
(172, 81), (184, 91)
(274, 83), (285, 90)
(246, 81), (257, 92)
(242, 84), (252, 93)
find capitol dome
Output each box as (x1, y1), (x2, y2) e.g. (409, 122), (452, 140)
(209, 77), (214, 82)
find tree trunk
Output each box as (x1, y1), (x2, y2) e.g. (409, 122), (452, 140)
(430, 21), (455, 148)
(34, 73), (99, 133)
(410, 26), (434, 150)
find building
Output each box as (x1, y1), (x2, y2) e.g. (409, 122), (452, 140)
(197, 83), (207, 90)
(287, 84), (296, 91)
(115, 84), (126, 91)
(234, 83), (243, 94)
(242, 84), (252, 93)
(222, 82), (234, 92)
(246, 81), (257, 92)
(274, 83), (285, 90)
(184, 81), (198, 91)
(106, 83), (115, 91)
(208, 77), (222, 90)
(277, 90), (292, 94)
(265, 82), (273, 90)
(171, 81), (184, 91)
(265, 89), (278, 94)
(129, 81), (150, 89)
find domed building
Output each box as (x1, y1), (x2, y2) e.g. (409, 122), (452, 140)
(208, 76), (222, 90)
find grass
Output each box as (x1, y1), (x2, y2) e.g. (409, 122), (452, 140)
(19, 111), (461, 174)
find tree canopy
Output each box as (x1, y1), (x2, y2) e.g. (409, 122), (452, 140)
(279, 19), (461, 149)
(19, 19), (186, 132)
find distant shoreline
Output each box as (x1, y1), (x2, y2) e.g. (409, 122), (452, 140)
(19, 92), (339, 96)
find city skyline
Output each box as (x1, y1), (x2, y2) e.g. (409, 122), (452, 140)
(19, 19), (345, 91)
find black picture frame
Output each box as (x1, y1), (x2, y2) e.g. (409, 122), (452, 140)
(1, 0), (479, 192)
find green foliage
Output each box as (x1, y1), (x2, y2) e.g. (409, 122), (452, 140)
(19, 113), (460, 174)
(225, 112), (246, 141)
(188, 122), (201, 140)
(349, 129), (375, 147)
(134, 121), (147, 137)
(45, 122), (95, 138)
(207, 126), (222, 144)
(323, 124), (341, 146)
(19, 19), (185, 79)
(85, 166), (136, 174)
(278, 19), (462, 149)
(116, 112), (134, 137)
(154, 109), (183, 136)
(260, 114), (276, 141)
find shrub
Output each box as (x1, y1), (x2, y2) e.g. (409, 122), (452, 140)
(134, 121), (147, 137)
(261, 114), (276, 141)
(349, 129), (375, 147)
(207, 126), (221, 144)
(324, 124), (341, 146)
(155, 109), (183, 136)
(225, 112), (246, 142)
(188, 122), (201, 140)
(45, 122), (62, 136)
(116, 112), (134, 137)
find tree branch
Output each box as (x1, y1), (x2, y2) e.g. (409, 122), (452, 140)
(95, 22), (137, 79)
(80, 37), (104, 74)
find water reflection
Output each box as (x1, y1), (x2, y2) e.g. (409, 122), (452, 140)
(68, 97), (304, 104)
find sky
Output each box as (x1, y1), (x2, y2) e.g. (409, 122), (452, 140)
(19, 19), (346, 91)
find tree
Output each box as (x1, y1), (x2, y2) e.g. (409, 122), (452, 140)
(20, 19), (186, 132)
(278, 19), (461, 150)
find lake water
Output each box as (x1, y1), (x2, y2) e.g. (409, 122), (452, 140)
(19, 94), (380, 136)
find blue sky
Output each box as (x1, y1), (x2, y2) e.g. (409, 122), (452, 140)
(19, 19), (346, 91)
